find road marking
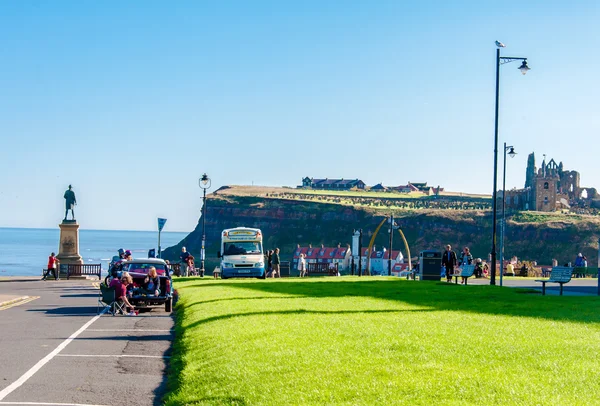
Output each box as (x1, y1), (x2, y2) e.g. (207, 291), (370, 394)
(86, 329), (173, 332)
(56, 354), (170, 359)
(0, 402), (109, 406)
(91, 282), (100, 289)
(0, 308), (108, 401)
(0, 296), (40, 311)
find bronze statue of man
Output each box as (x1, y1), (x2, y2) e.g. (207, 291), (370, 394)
(64, 185), (77, 221)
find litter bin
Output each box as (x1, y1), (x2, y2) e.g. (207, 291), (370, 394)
(280, 261), (291, 277)
(419, 250), (442, 281)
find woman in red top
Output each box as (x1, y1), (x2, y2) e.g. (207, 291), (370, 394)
(43, 253), (59, 280)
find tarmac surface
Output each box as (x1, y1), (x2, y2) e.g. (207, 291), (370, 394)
(0, 277), (174, 406)
(465, 275), (600, 295)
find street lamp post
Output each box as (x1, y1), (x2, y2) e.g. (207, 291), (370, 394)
(388, 215), (394, 276)
(499, 143), (516, 287)
(199, 173), (211, 277)
(490, 41), (530, 286)
(358, 228), (363, 277)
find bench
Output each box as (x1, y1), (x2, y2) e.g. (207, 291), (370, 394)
(66, 264), (102, 280)
(453, 265), (476, 285)
(306, 262), (338, 276)
(535, 266), (573, 295)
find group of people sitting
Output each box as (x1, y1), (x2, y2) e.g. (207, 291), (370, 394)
(107, 266), (161, 315)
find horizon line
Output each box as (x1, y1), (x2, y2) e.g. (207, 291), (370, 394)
(0, 226), (191, 233)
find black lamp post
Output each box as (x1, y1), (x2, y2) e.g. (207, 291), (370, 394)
(490, 41), (530, 286)
(199, 173), (211, 277)
(388, 215), (394, 276)
(499, 144), (516, 287)
(358, 228), (363, 277)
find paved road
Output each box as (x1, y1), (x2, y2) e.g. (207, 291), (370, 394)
(0, 278), (174, 406)
(464, 276), (600, 295)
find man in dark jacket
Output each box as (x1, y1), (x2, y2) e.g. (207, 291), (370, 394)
(271, 248), (281, 278)
(441, 244), (457, 282)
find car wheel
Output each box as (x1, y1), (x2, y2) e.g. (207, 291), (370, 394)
(165, 297), (173, 313)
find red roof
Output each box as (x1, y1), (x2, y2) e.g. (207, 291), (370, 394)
(370, 250), (385, 259)
(292, 247), (308, 259)
(317, 248), (336, 260)
(333, 248), (348, 259)
(305, 248), (320, 260)
(393, 263), (410, 271)
(383, 250), (402, 260)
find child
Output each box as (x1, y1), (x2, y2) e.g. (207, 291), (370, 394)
(297, 253), (306, 277)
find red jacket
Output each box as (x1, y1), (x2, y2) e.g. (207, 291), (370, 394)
(47, 256), (58, 269)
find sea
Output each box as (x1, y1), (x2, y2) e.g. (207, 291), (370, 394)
(0, 228), (189, 277)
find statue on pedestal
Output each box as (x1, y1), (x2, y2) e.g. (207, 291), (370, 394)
(64, 185), (77, 221)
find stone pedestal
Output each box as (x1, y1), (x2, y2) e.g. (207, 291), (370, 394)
(57, 220), (83, 275)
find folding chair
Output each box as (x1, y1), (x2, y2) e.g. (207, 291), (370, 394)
(97, 284), (126, 316)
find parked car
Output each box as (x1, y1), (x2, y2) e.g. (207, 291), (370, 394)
(121, 258), (174, 312)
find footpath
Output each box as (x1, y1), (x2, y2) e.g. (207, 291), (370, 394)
(463, 276), (599, 296)
(0, 277), (174, 406)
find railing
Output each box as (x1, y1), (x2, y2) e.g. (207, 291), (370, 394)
(67, 264), (102, 280)
(307, 262), (338, 276)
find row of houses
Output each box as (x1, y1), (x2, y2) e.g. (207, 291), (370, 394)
(291, 245), (409, 274)
(300, 177), (443, 195)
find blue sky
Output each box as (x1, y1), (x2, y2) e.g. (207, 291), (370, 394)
(1, 1), (598, 231)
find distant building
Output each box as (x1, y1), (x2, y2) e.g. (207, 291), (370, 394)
(503, 153), (597, 212)
(370, 183), (388, 191)
(301, 177), (366, 190)
(369, 248), (404, 275)
(292, 244), (352, 271)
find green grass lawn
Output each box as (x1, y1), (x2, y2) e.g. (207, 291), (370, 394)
(165, 277), (600, 405)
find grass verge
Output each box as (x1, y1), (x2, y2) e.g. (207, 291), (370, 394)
(165, 277), (600, 405)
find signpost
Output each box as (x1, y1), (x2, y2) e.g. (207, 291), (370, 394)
(158, 218), (167, 258)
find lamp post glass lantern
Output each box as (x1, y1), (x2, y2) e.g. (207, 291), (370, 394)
(500, 144), (516, 287)
(199, 173), (211, 276)
(490, 41), (529, 286)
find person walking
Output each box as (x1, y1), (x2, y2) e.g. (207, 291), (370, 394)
(180, 247), (191, 277)
(441, 244), (457, 283)
(298, 253), (306, 277)
(458, 247), (473, 284)
(267, 250), (273, 277)
(271, 248), (281, 278)
(43, 252), (60, 280)
(574, 253), (585, 278)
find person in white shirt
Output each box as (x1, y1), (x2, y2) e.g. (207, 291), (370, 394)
(298, 253), (306, 277)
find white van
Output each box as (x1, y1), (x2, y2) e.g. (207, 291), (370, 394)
(218, 227), (265, 279)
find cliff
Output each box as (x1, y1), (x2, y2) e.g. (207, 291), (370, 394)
(162, 186), (600, 268)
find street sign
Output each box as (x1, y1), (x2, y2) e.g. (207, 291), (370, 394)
(158, 218), (167, 232)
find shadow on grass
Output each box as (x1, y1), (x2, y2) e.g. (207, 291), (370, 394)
(184, 295), (299, 308)
(184, 279), (600, 325)
(186, 308), (433, 329)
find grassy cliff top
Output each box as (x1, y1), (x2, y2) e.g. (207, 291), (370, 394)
(212, 185), (600, 227)
(214, 184), (491, 199)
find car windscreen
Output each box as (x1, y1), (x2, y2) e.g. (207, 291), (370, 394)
(223, 241), (262, 255)
(125, 263), (166, 275)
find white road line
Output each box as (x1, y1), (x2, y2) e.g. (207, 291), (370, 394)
(0, 308), (108, 401)
(56, 354), (170, 359)
(86, 329), (173, 332)
(0, 402), (109, 406)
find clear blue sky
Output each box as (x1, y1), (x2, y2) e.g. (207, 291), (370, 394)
(1, 1), (598, 231)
